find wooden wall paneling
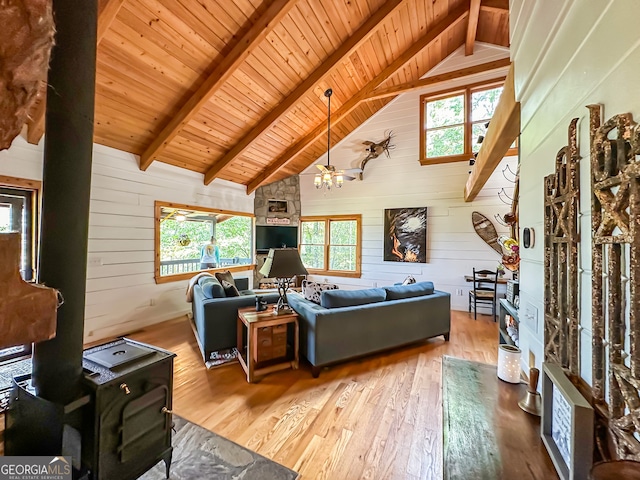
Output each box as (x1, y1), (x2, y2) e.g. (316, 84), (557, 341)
(96, 66), (176, 113)
(366, 58), (510, 101)
(107, 23), (200, 88)
(307, 1), (343, 49)
(117, 4), (211, 72)
(234, 66), (282, 105)
(27, 0), (126, 145)
(480, 0), (509, 14)
(151, 0), (228, 50)
(245, 4), (469, 193)
(466, 0), (481, 55)
(139, 0), (298, 171)
(543, 118), (580, 377)
(588, 104), (640, 460)
(202, 2), (405, 185)
(98, 0), (125, 42)
(286, 6), (330, 61)
(131, 0), (222, 60)
(97, 44), (186, 96)
(476, 10), (510, 47)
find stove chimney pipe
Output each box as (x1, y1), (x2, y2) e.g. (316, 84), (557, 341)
(31, 0), (98, 405)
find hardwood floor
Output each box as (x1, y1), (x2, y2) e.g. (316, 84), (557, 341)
(1, 311), (541, 478)
(128, 310), (501, 479)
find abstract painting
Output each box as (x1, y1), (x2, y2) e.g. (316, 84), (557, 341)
(384, 207), (427, 263)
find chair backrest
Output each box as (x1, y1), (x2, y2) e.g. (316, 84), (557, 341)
(472, 268), (498, 294)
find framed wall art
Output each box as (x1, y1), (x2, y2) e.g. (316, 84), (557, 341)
(541, 362), (593, 480)
(383, 207), (427, 263)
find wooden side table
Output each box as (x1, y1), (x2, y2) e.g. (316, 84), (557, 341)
(236, 306), (299, 383)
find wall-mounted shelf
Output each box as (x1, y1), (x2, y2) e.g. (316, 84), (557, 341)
(499, 298), (519, 346)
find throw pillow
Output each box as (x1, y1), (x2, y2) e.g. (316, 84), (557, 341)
(215, 271), (236, 289)
(384, 281), (435, 300)
(302, 280), (339, 305)
(201, 278), (225, 299)
(221, 279), (240, 297)
(402, 275), (416, 285)
(320, 288), (386, 309)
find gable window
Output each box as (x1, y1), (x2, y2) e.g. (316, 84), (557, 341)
(299, 215), (361, 278)
(420, 80), (517, 164)
(154, 201), (254, 283)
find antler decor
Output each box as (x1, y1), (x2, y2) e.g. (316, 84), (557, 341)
(359, 130), (395, 180)
(0, 233), (58, 349)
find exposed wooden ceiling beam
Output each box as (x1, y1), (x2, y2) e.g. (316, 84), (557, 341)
(25, 0), (125, 145)
(464, 63), (520, 202)
(245, 4), (469, 194)
(139, 0), (297, 171)
(202, 0), (405, 185)
(97, 0), (124, 43)
(364, 58), (510, 101)
(480, 0), (509, 14)
(466, 0), (481, 56)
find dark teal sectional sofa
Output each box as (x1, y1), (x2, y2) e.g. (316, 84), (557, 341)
(287, 281), (450, 377)
(191, 276), (279, 362)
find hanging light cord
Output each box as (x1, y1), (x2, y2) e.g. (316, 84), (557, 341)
(325, 88), (332, 167)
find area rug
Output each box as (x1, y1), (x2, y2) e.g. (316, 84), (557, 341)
(442, 356), (500, 480)
(442, 356), (550, 480)
(140, 415), (299, 480)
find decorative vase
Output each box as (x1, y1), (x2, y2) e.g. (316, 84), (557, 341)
(497, 344), (521, 383)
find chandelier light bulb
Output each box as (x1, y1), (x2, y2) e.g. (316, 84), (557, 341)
(314, 174), (322, 188)
(335, 174), (344, 187)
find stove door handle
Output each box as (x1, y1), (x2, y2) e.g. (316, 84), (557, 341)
(161, 406), (172, 415)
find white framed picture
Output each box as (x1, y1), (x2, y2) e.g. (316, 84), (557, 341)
(541, 362), (593, 480)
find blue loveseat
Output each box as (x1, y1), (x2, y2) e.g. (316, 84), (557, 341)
(191, 276), (280, 363)
(287, 281), (450, 376)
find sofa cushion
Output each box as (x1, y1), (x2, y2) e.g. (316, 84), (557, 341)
(302, 280), (338, 305)
(215, 270), (236, 288)
(384, 281), (435, 300)
(221, 279), (240, 297)
(200, 277), (225, 299)
(320, 288), (387, 309)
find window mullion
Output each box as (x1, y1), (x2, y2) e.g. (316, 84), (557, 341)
(325, 220), (330, 272)
(465, 87), (472, 155)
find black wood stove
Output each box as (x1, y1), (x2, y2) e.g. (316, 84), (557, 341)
(6, 339), (175, 479)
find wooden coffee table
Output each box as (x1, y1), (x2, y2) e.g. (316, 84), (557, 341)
(236, 306), (299, 383)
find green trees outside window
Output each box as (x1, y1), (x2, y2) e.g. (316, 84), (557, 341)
(420, 81), (511, 164)
(299, 215), (361, 277)
(155, 201), (253, 282)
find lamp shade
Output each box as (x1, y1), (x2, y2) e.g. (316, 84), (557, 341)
(259, 248), (308, 278)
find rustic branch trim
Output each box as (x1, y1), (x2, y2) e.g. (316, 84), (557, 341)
(588, 103), (640, 460)
(543, 118), (580, 377)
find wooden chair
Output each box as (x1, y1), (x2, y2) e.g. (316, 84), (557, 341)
(468, 268), (498, 320)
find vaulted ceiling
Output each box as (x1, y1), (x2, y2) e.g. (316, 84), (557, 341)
(26, 0), (510, 193)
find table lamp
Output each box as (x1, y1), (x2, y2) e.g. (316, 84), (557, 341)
(259, 248), (308, 315)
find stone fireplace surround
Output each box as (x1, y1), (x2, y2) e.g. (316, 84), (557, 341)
(254, 175), (301, 288)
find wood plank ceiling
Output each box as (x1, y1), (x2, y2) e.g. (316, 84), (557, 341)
(27, 0), (510, 193)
